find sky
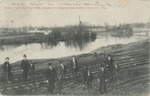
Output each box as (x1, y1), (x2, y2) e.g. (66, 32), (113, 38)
(0, 0), (150, 27)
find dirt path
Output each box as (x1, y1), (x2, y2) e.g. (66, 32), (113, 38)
(108, 74), (149, 96)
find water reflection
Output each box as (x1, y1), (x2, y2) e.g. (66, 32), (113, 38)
(0, 34), (148, 64)
(47, 40), (59, 48)
(110, 33), (133, 38)
(64, 37), (96, 50)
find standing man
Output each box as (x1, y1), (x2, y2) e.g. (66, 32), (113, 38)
(3, 57), (12, 84)
(21, 54), (29, 82)
(57, 73), (63, 95)
(46, 63), (56, 95)
(86, 69), (93, 92)
(106, 54), (114, 80)
(57, 61), (66, 94)
(82, 64), (88, 84)
(58, 61), (66, 80)
(71, 56), (78, 83)
(114, 63), (120, 83)
(98, 64), (107, 94)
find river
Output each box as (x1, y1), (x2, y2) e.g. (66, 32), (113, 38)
(0, 34), (148, 64)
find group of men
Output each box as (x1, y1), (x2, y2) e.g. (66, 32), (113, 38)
(3, 54), (35, 83)
(45, 54), (115, 94)
(3, 53), (116, 95)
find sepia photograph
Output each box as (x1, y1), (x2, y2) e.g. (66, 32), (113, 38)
(0, 0), (149, 95)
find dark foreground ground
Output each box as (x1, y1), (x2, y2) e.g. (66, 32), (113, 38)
(0, 39), (149, 95)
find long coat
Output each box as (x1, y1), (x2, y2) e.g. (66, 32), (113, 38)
(71, 59), (78, 73)
(98, 68), (106, 80)
(87, 71), (94, 83)
(4, 61), (11, 73)
(86, 71), (94, 90)
(98, 67), (107, 93)
(46, 67), (57, 94)
(58, 64), (66, 79)
(105, 58), (114, 71)
(3, 61), (12, 81)
(21, 60), (29, 72)
(46, 67), (56, 83)
(82, 65), (88, 84)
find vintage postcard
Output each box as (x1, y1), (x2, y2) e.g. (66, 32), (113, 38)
(0, 0), (149, 95)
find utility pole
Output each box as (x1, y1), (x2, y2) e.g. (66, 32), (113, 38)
(79, 15), (82, 25)
(79, 15), (80, 23)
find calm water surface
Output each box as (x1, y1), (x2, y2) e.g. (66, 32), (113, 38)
(0, 34), (148, 64)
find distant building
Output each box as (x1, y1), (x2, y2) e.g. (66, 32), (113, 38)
(133, 27), (150, 36)
(86, 26), (106, 33)
(28, 28), (52, 35)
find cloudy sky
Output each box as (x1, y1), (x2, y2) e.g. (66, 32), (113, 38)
(0, 0), (150, 27)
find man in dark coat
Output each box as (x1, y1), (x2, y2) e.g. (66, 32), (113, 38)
(82, 64), (88, 84)
(3, 57), (12, 84)
(57, 61), (66, 94)
(21, 54), (29, 82)
(46, 63), (56, 94)
(105, 54), (114, 80)
(71, 56), (78, 83)
(86, 70), (93, 91)
(98, 64), (107, 94)
(58, 61), (66, 80)
(57, 73), (63, 95)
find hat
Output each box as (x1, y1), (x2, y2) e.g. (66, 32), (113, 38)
(48, 63), (52, 66)
(107, 54), (111, 56)
(23, 54), (27, 57)
(60, 60), (63, 63)
(5, 57), (9, 59)
(93, 52), (98, 57)
(72, 55), (76, 58)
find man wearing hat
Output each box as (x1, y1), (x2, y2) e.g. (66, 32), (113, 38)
(21, 54), (29, 82)
(105, 54), (114, 81)
(86, 68), (94, 92)
(98, 64), (107, 94)
(71, 55), (78, 83)
(58, 61), (66, 80)
(46, 63), (56, 94)
(3, 57), (12, 84)
(57, 61), (66, 94)
(82, 64), (88, 85)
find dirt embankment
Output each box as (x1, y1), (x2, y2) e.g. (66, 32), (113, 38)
(0, 39), (149, 95)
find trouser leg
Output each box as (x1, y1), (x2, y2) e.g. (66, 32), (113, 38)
(73, 70), (77, 83)
(104, 83), (106, 93)
(103, 79), (106, 93)
(58, 80), (63, 94)
(23, 71), (28, 82)
(87, 82), (89, 89)
(7, 72), (11, 82)
(5, 72), (8, 84)
(51, 83), (55, 94)
(99, 81), (102, 94)
(48, 84), (55, 94)
(89, 82), (92, 90)
(83, 74), (86, 84)
(87, 81), (92, 90)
